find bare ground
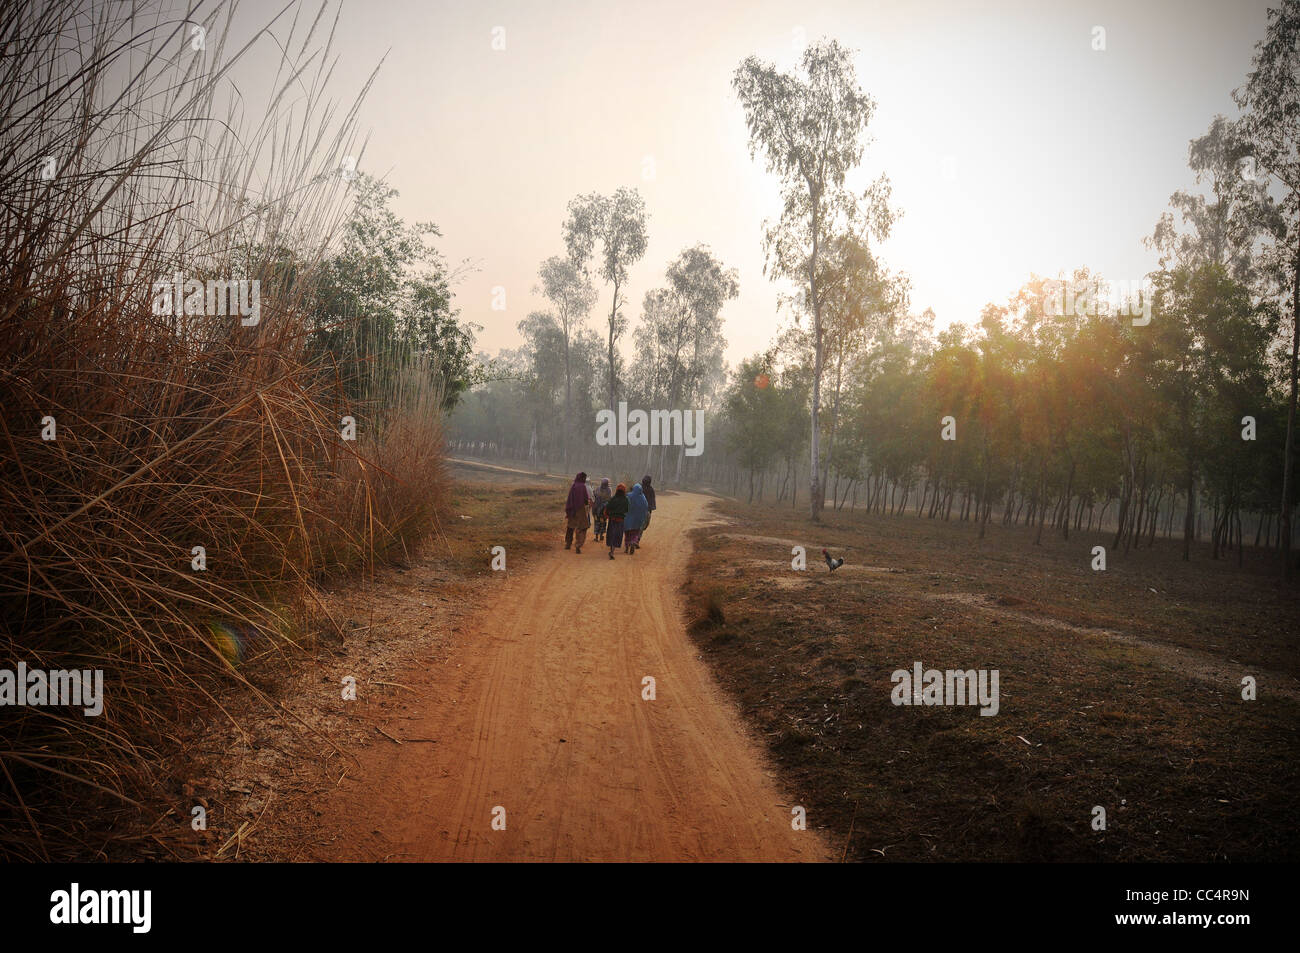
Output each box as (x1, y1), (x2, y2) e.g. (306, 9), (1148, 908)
(176, 467), (827, 862)
(681, 495), (1300, 862)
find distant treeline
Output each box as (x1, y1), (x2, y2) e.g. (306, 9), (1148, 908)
(452, 8), (1300, 576)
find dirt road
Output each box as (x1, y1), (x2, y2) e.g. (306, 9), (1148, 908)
(308, 488), (829, 861)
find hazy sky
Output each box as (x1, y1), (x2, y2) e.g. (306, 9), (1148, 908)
(221, 0), (1277, 366)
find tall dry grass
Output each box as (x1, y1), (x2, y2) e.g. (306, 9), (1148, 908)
(0, 0), (448, 860)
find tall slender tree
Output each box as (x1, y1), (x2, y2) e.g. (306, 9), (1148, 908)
(1149, 116), (1279, 560)
(817, 233), (907, 501)
(734, 39), (895, 520)
(1234, 0), (1300, 577)
(563, 188), (649, 420)
(536, 255), (596, 468)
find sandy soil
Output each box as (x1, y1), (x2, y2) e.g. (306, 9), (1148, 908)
(304, 488), (830, 862)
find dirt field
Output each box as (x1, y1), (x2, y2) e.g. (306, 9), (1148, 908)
(170, 469), (1297, 863)
(300, 482), (827, 861)
(155, 465), (563, 861)
(681, 494), (1300, 862)
(180, 464), (826, 862)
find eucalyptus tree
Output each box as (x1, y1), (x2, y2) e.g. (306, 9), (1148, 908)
(816, 233), (908, 503)
(664, 245), (738, 478)
(734, 38), (896, 520)
(726, 356), (785, 501)
(1152, 111), (1283, 560)
(516, 311), (567, 467)
(536, 255), (596, 467)
(1234, 0), (1300, 576)
(1149, 116), (1279, 285)
(630, 246), (738, 477)
(563, 188), (649, 417)
(630, 286), (674, 411)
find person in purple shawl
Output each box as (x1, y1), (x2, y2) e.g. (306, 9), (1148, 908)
(564, 471), (591, 553)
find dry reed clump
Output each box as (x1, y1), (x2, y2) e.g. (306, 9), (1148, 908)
(0, 0), (447, 860)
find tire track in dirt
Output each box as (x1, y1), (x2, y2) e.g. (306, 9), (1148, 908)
(926, 591), (1300, 703)
(307, 490), (830, 861)
(723, 530), (1298, 704)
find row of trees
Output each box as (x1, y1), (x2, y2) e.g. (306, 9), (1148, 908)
(720, 267), (1288, 563)
(719, 12), (1300, 574)
(722, 5), (1300, 572)
(451, 188), (737, 481)
(451, 7), (1300, 576)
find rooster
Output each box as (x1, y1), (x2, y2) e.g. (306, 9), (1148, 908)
(822, 548), (844, 572)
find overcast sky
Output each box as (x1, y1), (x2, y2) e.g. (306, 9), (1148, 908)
(214, 0), (1278, 367)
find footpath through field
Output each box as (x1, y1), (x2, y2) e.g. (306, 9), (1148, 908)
(309, 478), (829, 861)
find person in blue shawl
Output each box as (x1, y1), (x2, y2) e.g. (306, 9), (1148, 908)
(623, 483), (649, 555)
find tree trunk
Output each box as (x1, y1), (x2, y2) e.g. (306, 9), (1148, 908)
(1281, 248), (1300, 581)
(1035, 469), (1047, 545)
(823, 348), (844, 503)
(1236, 504), (1244, 568)
(563, 332), (572, 472)
(808, 200), (823, 523)
(1128, 458), (1147, 554)
(1060, 457), (1075, 540)
(607, 281), (619, 416)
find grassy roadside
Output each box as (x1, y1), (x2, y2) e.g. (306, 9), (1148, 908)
(115, 471), (563, 861)
(0, 1), (461, 861)
(682, 496), (1300, 862)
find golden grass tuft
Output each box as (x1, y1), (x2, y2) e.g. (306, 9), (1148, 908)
(0, 0), (448, 860)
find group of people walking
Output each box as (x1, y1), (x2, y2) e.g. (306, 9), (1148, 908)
(564, 473), (657, 559)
